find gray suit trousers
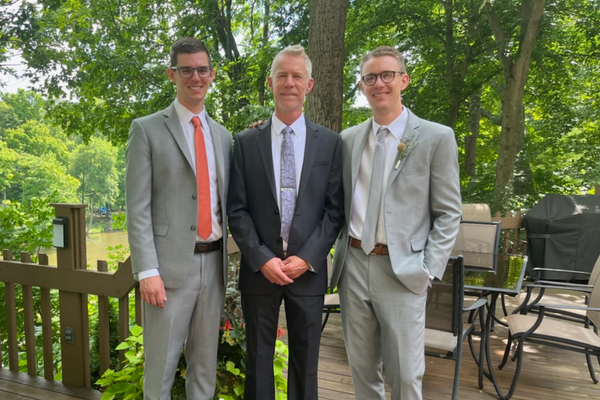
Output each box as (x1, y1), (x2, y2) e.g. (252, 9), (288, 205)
(338, 246), (427, 400)
(143, 251), (225, 400)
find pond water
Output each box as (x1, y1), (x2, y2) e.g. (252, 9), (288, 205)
(44, 230), (129, 268)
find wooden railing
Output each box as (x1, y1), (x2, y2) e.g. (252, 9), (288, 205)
(0, 203), (241, 392)
(492, 210), (527, 255)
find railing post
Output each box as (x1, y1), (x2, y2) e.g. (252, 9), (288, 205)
(51, 203), (91, 388)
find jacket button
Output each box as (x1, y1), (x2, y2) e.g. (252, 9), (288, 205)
(191, 225), (196, 231)
(192, 194), (197, 199)
(274, 209), (279, 214)
(277, 238), (282, 244)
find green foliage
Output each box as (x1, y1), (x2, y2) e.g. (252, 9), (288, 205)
(110, 212), (127, 233)
(0, 195), (56, 260)
(70, 137), (120, 211)
(96, 325), (144, 400)
(225, 104), (273, 135)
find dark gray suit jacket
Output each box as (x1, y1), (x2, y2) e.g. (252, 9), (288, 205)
(228, 118), (344, 296)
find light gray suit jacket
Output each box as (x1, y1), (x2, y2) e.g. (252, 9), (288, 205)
(331, 109), (462, 294)
(125, 103), (232, 288)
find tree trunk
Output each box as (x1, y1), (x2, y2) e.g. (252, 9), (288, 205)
(305, 0), (348, 133)
(258, 1), (270, 106)
(465, 91), (481, 181)
(486, 0), (545, 212)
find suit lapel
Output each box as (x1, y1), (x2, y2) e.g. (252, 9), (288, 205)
(206, 115), (226, 202)
(164, 104), (194, 169)
(386, 110), (421, 189)
(351, 120), (371, 189)
(255, 120), (277, 202)
(297, 119), (322, 199)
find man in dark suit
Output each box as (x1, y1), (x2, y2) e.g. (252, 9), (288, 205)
(126, 37), (231, 399)
(228, 45), (344, 400)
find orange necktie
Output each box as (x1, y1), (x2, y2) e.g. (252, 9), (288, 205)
(191, 116), (212, 240)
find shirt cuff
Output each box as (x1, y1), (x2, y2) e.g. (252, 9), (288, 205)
(138, 268), (160, 281)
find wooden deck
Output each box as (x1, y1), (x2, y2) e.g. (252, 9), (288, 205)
(1, 295), (599, 400)
(315, 294), (600, 400)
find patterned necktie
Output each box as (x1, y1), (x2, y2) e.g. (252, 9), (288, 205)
(280, 126), (296, 242)
(191, 116), (212, 240)
(361, 126), (388, 254)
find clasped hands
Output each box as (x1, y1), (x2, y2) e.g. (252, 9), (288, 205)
(260, 255), (310, 286)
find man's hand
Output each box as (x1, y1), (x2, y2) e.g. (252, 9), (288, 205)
(247, 120), (265, 128)
(281, 255), (310, 280)
(260, 258), (294, 285)
(140, 276), (167, 308)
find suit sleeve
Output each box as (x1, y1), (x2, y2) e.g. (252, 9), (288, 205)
(125, 119), (160, 275)
(424, 128), (462, 279)
(227, 134), (277, 270)
(294, 134), (345, 272)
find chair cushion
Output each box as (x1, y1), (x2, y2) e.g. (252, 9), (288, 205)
(507, 314), (600, 350)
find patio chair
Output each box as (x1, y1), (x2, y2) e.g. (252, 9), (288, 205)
(453, 220), (502, 271)
(425, 256), (488, 400)
(500, 272), (600, 399)
(516, 255), (600, 329)
(322, 253), (340, 331)
(461, 203), (492, 222)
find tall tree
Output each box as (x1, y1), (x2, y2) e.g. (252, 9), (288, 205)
(485, 0), (545, 211)
(305, 0), (348, 132)
(70, 138), (119, 233)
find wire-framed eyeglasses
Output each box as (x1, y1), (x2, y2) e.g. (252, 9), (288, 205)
(361, 71), (405, 86)
(171, 66), (213, 78)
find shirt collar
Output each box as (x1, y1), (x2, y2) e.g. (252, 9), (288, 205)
(272, 114), (306, 136)
(173, 99), (207, 126)
(371, 107), (409, 140)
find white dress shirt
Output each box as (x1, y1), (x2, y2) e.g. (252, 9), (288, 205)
(349, 108), (409, 245)
(138, 99), (223, 281)
(270, 114), (306, 251)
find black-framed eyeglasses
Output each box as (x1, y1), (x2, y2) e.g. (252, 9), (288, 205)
(171, 66), (213, 78)
(361, 71), (406, 86)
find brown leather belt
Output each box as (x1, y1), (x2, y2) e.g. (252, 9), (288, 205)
(349, 237), (389, 255)
(194, 239), (222, 253)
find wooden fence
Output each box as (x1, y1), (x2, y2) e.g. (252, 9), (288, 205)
(0, 203), (524, 391)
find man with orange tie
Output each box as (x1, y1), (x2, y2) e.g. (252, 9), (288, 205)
(125, 37), (231, 400)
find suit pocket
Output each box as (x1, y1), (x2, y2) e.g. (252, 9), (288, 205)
(411, 237), (428, 252)
(153, 224), (169, 237)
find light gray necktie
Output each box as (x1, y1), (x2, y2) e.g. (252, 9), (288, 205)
(280, 126), (296, 242)
(361, 126), (388, 254)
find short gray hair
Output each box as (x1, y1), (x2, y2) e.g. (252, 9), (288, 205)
(270, 45), (312, 79)
(359, 46), (405, 75)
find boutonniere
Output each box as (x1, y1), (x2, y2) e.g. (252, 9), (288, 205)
(394, 135), (419, 169)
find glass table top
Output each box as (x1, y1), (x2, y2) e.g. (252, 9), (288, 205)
(445, 253), (528, 294)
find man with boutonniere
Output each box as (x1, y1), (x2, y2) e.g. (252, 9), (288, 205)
(330, 46), (462, 400)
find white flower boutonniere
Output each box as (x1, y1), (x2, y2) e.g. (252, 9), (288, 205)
(394, 135), (419, 169)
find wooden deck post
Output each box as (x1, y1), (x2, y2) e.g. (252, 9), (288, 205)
(51, 204), (91, 388)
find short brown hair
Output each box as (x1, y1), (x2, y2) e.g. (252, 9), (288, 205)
(170, 37), (211, 67)
(359, 46), (405, 75)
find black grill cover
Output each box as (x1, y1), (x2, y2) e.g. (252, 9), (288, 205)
(524, 194), (600, 281)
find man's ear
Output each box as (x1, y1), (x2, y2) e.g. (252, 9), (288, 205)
(166, 68), (176, 84)
(267, 76), (274, 92)
(306, 77), (315, 94)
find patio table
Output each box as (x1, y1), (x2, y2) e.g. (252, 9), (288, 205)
(444, 253), (529, 399)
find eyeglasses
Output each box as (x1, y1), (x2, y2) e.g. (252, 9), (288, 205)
(361, 71), (405, 86)
(171, 66), (212, 78)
